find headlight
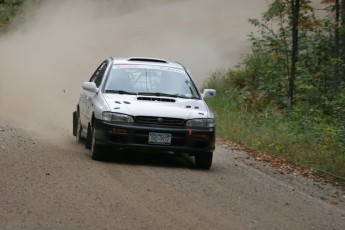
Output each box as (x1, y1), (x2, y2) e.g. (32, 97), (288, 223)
(186, 118), (215, 128)
(102, 112), (134, 123)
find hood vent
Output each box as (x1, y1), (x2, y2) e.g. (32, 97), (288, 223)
(115, 101), (131, 104)
(137, 97), (176, 103)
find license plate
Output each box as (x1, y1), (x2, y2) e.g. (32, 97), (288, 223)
(148, 132), (172, 145)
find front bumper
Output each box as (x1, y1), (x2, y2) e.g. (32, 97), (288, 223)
(94, 118), (215, 154)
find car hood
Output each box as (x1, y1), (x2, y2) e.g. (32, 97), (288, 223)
(103, 94), (211, 119)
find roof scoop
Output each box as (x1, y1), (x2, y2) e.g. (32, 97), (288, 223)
(127, 57), (168, 63)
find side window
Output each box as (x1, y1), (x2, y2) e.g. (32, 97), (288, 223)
(89, 61), (108, 87)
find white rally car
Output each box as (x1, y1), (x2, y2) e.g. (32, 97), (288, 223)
(73, 57), (216, 169)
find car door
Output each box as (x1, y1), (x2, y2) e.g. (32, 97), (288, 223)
(80, 61), (108, 128)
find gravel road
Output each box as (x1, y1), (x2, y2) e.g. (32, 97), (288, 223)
(1, 120), (345, 230)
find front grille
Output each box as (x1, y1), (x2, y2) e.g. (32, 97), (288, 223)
(135, 116), (185, 127)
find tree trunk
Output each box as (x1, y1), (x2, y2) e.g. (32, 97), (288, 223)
(341, 0), (345, 85)
(334, 0), (340, 94)
(289, 0), (300, 107)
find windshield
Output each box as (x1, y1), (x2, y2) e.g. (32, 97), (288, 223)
(104, 64), (200, 99)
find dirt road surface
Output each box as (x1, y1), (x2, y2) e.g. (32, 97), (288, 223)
(1, 0), (345, 229)
(1, 121), (345, 230)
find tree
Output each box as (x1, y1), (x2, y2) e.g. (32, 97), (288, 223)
(0, 0), (26, 31)
(335, 0), (341, 94)
(289, 0), (300, 107)
(341, 0), (345, 85)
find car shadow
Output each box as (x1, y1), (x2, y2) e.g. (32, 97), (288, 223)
(100, 149), (196, 169)
(76, 138), (197, 169)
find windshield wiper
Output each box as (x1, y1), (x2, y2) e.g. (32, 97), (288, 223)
(138, 92), (200, 99)
(105, 90), (137, 95)
(137, 92), (191, 98)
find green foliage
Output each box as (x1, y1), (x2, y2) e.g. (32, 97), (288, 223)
(246, 0), (344, 147)
(247, 0), (344, 111)
(204, 0), (345, 179)
(0, 0), (26, 31)
(205, 70), (345, 179)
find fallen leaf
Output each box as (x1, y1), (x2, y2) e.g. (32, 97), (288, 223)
(217, 139), (318, 181)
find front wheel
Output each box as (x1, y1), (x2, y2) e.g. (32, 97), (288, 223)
(91, 125), (104, 161)
(76, 114), (82, 143)
(85, 123), (92, 149)
(195, 152), (213, 169)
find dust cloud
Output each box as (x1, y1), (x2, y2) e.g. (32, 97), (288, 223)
(0, 0), (267, 143)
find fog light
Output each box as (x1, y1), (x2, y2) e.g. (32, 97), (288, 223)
(192, 133), (208, 139)
(111, 128), (127, 133)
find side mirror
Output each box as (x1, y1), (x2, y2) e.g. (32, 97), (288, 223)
(82, 82), (98, 93)
(202, 89), (216, 99)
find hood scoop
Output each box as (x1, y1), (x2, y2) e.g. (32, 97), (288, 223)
(137, 97), (176, 103)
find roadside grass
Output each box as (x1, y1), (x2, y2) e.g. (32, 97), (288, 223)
(205, 70), (345, 180)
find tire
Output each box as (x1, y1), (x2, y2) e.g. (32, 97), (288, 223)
(73, 111), (77, 136)
(91, 124), (104, 161)
(85, 123), (92, 149)
(76, 114), (82, 143)
(195, 152), (213, 169)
